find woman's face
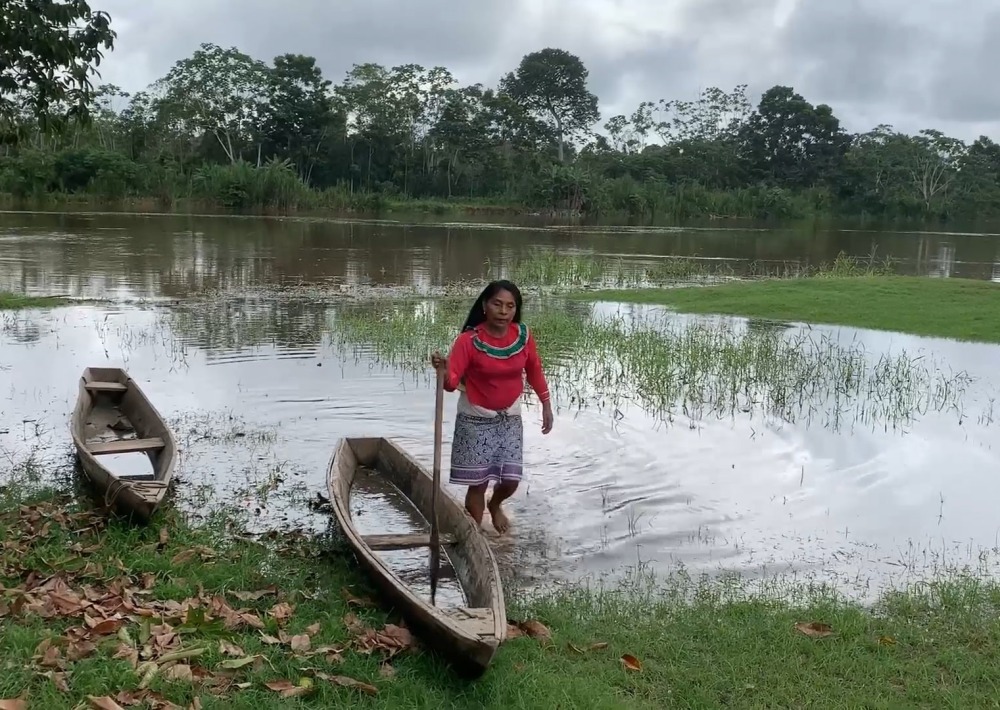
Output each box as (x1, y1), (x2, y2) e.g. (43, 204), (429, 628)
(484, 288), (516, 329)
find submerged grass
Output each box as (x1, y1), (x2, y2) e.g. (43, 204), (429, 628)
(491, 247), (897, 293)
(329, 297), (983, 432)
(5, 481), (1000, 708)
(578, 276), (1000, 344)
(574, 311), (977, 431)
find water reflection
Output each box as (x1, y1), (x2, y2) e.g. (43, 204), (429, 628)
(3, 212), (1000, 303)
(2, 299), (999, 603)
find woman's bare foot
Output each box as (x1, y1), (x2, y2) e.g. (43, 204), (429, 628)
(487, 497), (510, 534)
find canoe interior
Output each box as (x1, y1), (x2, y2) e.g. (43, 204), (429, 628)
(70, 367), (177, 518)
(328, 436), (506, 675)
(348, 464), (468, 607)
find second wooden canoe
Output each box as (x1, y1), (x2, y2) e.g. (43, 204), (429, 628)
(70, 366), (177, 522)
(327, 436), (507, 678)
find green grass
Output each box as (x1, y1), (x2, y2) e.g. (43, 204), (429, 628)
(0, 291), (68, 309)
(577, 276), (1000, 344)
(4, 488), (1000, 708)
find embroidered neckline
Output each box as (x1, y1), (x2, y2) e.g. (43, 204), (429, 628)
(471, 323), (528, 359)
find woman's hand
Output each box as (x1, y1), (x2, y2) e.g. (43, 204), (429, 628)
(430, 351), (447, 371)
(541, 400), (554, 434)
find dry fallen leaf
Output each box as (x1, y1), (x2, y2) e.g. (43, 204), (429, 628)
(343, 613), (367, 636)
(265, 680), (310, 698)
(89, 618), (124, 636)
(259, 633), (282, 645)
(589, 642), (609, 651)
(268, 602), (294, 624)
(230, 587), (277, 602)
(305, 622), (321, 636)
(507, 619), (551, 643)
(320, 674), (378, 697)
(353, 622), (414, 658)
(795, 621), (834, 639)
(878, 635), (897, 646)
(621, 654), (643, 671)
(66, 640), (98, 661)
(219, 640), (245, 657)
(170, 549), (197, 565)
(238, 612), (265, 630)
(381, 625), (412, 648)
(37, 644), (65, 669)
(0, 701), (27, 710)
(219, 656), (259, 670)
(87, 697), (127, 710)
(290, 634), (311, 653)
(41, 671), (70, 692)
(341, 588), (374, 608)
(162, 664), (194, 682)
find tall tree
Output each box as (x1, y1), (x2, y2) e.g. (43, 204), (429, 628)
(739, 85), (848, 188)
(260, 54), (339, 184)
(500, 48), (599, 162)
(152, 43), (272, 164)
(0, 0), (116, 139)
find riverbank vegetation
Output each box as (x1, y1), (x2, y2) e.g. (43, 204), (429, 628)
(580, 276), (1000, 344)
(0, 292), (68, 310)
(2, 8), (1000, 222)
(3, 480), (1000, 709)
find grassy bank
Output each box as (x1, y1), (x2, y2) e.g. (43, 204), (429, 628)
(0, 292), (68, 310)
(578, 276), (1000, 344)
(3, 489), (1000, 708)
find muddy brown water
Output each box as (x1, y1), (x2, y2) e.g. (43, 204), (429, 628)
(2, 210), (1000, 602)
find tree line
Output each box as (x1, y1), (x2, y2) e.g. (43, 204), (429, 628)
(2, 4), (999, 221)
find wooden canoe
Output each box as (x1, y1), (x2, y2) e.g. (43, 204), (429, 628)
(70, 367), (177, 522)
(327, 437), (507, 678)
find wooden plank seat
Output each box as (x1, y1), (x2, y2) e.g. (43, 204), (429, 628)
(362, 533), (456, 551)
(84, 381), (127, 393)
(88, 437), (165, 455)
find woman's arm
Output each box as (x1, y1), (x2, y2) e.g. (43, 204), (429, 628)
(443, 333), (472, 392)
(524, 331), (550, 403)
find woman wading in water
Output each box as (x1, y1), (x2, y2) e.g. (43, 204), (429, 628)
(430, 280), (553, 534)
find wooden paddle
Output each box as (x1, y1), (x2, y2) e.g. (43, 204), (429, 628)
(429, 366), (445, 606)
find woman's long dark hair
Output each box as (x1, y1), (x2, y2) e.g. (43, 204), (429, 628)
(461, 280), (523, 332)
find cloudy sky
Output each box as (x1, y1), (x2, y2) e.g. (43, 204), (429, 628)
(92, 0), (999, 142)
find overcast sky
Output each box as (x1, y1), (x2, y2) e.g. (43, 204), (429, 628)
(91, 0), (999, 143)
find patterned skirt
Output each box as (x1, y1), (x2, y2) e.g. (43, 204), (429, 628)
(449, 412), (524, 486)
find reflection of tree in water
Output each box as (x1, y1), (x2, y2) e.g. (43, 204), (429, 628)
(745, 317), (794, 335)
(330, 297), (596, 374)
(929, 242), (956, 279)
(165, 298), (332, 352)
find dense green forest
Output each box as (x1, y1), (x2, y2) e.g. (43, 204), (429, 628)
(2, 4), (1000, 221)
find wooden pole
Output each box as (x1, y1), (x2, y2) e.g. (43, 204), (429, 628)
(429, 367), (445, 605)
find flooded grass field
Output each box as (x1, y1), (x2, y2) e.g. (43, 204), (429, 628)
(3, 211), (1000, 608)
(3, 296), (999, 603)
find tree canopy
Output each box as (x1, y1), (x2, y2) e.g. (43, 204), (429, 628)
(1, 9), (998, 222)
(0, 0), (116, 139)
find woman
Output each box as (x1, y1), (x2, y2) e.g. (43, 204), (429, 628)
(430, 279), (553, 534)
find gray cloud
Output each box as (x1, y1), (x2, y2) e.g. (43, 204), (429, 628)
(91, 0), (999, 142)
